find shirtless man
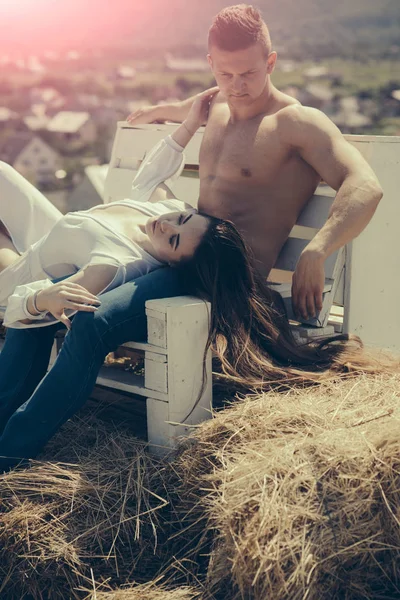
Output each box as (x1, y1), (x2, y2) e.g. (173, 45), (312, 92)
(0, 5), (382, 469)
(128, 4), (382, 321)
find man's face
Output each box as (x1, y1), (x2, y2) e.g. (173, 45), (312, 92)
(207, 43), (276, 105)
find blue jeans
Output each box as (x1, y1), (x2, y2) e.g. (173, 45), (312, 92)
(0, 267), (187, 471)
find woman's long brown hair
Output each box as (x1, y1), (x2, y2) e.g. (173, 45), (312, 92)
(178, 215), (398, 403)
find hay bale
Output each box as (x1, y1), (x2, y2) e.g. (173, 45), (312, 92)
(82, 581), (201, 599)
(0, 374), (400, 599)
(0, 412), (171, 599)
(170, 374), (400, 599)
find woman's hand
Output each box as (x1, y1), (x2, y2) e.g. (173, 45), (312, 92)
(32, 281), (101, 330)
(183, 86), (219, 134)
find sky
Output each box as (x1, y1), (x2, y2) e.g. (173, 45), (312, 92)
(0, 0), (234, 56)
(0, 0), (395, 58)
(0, 0), (170, 56)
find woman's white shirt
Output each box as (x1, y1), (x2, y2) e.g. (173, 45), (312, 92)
(4, 135), (188, 328)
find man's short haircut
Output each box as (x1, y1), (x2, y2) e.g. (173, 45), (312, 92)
(208, 4), (272, 56)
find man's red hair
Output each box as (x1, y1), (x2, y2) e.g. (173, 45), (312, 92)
(208, 4), (272, 56)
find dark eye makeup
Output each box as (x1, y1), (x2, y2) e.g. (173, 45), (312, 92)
(169, 213), (186, 249)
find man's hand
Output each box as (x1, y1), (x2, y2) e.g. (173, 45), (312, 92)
(126, 105), (164, 125)
(291, 249), (326, 321)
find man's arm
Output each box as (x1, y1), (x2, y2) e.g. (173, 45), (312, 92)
(127, 94), (198, 125)
(281, 106), (383, 321)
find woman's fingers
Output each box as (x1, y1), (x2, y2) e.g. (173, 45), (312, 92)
(64, 300), (99, 312)
(60, 291), (101, 306)
(59, 283), (100, 303)
(58, 312), (72, 330)
(51, 301), (97, 328)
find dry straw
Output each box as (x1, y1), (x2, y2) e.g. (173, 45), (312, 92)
(0, 372), (399, 599)
(82, 581), (201, 599)
(170, 373), (400, 600)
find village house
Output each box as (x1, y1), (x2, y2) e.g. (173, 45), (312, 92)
(0, 132), (62, 186)
(46, 111), (97, 153)
(30, 87), (65, 112)
(23, 104), (51, 132)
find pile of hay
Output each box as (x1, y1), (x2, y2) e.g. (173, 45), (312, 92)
(82, 581), (201, 600)
(0, 374), (400, 599)
(170, 373), (400, 599)
(0, 412), (173, 599)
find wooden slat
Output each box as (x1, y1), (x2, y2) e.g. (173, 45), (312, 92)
(271, 281), (332, 299)
(115, 157), (141, 170)
(288, 224), (319, 241)
(114, 124), (203, 165)
(275, 237), (339, 279)
(333, 259), (345, 306)
(296, 192), (334, 229)
(97, 365), (168, 401)
(316, 246), (345, 326)
(103, 167), (136, 203)
(268, 268), (293, 284)
(123, 341), (167, 356)
(168, 175), (199, 206)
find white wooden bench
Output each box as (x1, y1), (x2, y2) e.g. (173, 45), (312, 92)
(58, 124), (400, 453)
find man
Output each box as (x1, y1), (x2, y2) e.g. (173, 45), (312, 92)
(128, 4), (382, 321)
(0, 5), (382, 469)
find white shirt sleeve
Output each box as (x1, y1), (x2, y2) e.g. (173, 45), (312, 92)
(131, 135), (185, 203)
(3, 279), (54, 328)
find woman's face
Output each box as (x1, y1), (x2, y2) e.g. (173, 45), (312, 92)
(145, 211), (209, 263)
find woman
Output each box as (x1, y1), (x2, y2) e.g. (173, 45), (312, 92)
(0, 88), (220, 331)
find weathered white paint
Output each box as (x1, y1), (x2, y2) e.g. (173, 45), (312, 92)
(342, 137), (400, 351)
(96, 296), (212, 452)
(145, 296), (212, 450)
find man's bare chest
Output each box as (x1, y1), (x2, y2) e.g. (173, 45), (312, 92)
(199, 117), (289, 184)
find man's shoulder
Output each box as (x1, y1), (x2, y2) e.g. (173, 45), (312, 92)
(275, 89), (301, 110)
(277, 104), (328, 125)
(277, 105), (342, 143)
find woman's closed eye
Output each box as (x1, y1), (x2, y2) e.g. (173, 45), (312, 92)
(169, 214), (187, 250)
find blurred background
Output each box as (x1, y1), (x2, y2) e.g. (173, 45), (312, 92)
(0, 0), (398, 212)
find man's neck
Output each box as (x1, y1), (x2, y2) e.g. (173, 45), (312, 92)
(227, 82), (278, 123)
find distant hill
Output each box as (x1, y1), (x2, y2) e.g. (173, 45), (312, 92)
(95, 0), (400, 60)
(0, 0), (399, 59)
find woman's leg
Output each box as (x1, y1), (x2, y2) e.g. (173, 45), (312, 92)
(0, 323), (61, 434)
(0, 161), (62, 254)
(0, 222), (20, 271)
(0, 162), (64, 301)
(0, 268), (188, 470)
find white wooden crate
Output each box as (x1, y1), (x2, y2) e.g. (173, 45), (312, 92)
(49, 296), (212, 455)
